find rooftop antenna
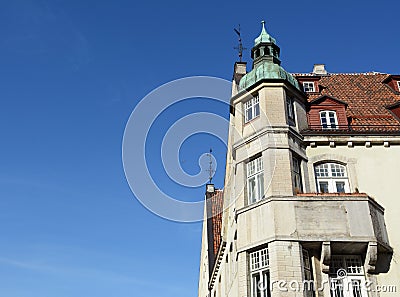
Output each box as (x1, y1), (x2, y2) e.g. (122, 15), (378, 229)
(234, 24), (246, 62)
(206, 148), (215, 184)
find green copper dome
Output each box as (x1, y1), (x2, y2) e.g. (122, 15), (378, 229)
(239, 21), (301, 92)
(239, 62), (300, 91)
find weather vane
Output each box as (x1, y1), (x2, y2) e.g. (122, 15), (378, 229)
(206, 148), (215, 184)
(234, 24), (246, 62)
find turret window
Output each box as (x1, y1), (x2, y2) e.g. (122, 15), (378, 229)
(315, 163), (349, 193)
(301, 248), (314, 297)
(292, 156), (302, 193)
(250, 247), (270, 297)
(246, 156), (264, 204)
(286, 96), (295, 122)
(245, 95), (260, 123)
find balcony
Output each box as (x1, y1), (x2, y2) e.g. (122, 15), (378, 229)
(236, 193), (393, 272)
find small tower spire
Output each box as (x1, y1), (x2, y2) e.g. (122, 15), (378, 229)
(206, 148), (215, 184)
(254, 20), (276, 46)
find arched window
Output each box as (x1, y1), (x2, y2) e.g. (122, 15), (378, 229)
(314, 162), (349, 193)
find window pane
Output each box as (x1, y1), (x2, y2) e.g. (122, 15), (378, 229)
(257, 173), (264, 201)
(246, 108), (253, 123)
(315, 164), (329, 177)
(248, 177), (256, 203)
(252, 273), (261, 297)
(351, 279), (362, 297)
(262, 270), (271, 297)
(336, 182), (345, 193)
(331, 279), (344, 297)
(302, 249), (310, 269)
(320, 112), (328, 128)
(256, 157), (263, 173)
(330, 164), (346, 177)
(345, 256), (363, 274)
(319, 182), (329, 193)
(260, 248), (269, 268)
(247, 161), (255, 177)
(254, 101), (260, 118)
(328, 111), (337, 128)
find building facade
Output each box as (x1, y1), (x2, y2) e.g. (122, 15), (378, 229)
(198, 22), (400, 297)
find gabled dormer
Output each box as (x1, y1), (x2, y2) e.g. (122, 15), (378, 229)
(307, 95), (348, 129)
(296, 76), (321, 93)
(296, 65), (329, 93)
(382, 75), (400, 93)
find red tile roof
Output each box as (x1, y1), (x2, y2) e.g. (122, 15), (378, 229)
(206, 189), (223, 275)
(295, 73), (400, 129)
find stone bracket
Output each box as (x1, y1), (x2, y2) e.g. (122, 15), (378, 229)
(365, 241), (378, 273)
(321, 241), (331, 273)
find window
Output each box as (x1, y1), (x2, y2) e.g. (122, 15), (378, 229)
(302, 248), (314, 297)
(303, 82), (315, 92)
(292, 156), (303, 193)
(329, 255), (367, 297)
(314, 163), (350, 193)
(397, 81), (400, 91)
(245, 95), (260, 123)
(286, 96), (295, 122)
(320, 110), (338, 129)
(250, 247), (270, 297)
(247, 156), (264, 204)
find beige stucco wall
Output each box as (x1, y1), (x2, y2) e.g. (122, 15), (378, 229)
(306, 143), (400, 295)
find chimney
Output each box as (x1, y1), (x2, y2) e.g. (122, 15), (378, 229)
(231, 62), (247, 96)
(313, 64), (327, 75)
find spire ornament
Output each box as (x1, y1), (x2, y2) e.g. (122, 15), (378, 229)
(254, 20), (276, 46)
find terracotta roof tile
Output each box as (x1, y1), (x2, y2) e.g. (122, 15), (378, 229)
(206, 189), (223, 275)
(295, 73), (400, 128)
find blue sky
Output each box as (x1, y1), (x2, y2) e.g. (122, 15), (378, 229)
(0, 0), (399, 296)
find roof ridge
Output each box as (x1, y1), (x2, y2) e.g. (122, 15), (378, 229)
(293, 72), (388, 76)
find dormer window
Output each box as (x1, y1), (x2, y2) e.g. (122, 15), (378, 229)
(244, 95), (260, 123)
(320, 110), (338, 129)
(303, 82), (315, 92)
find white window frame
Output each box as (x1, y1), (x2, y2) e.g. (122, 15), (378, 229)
(315, 162), (350, 193)
(329, 255), (368, 297)
(246, 156), (264, 204)
(244, 95), (260, 123)
(320, 110), (338, 129)
(303, 82), (315, 92)
(250, 247), (270, 297)
(397, 81), (400, 91)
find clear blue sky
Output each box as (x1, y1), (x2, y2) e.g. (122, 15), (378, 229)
(0, 0), (399, 296)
